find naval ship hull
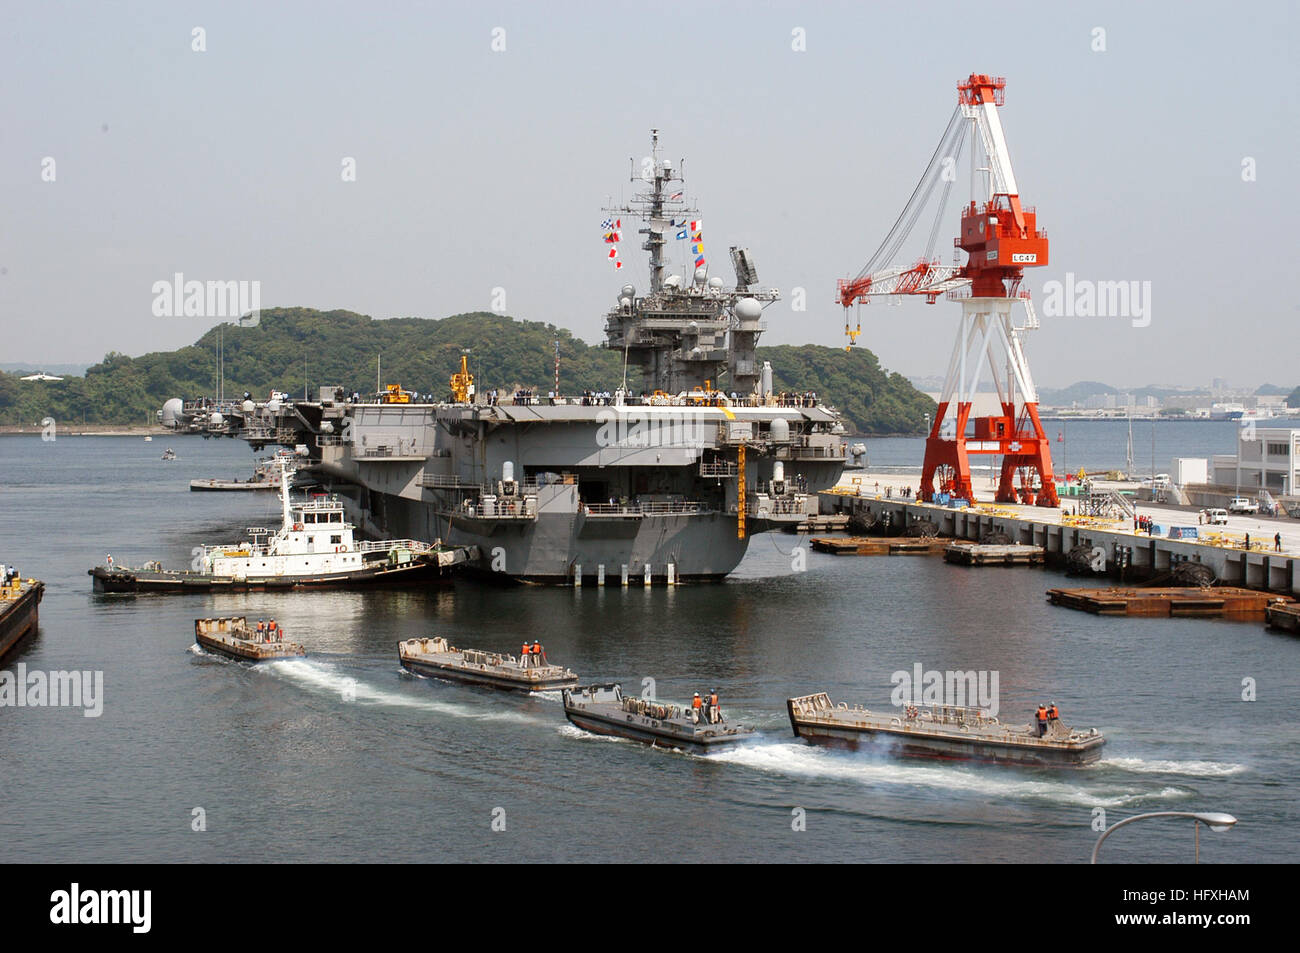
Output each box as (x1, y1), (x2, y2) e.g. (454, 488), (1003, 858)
(362, 488), (749, 583)
(0, 581), (43, 663)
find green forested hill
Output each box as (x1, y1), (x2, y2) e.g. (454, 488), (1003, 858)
(0, 308), (934, 434)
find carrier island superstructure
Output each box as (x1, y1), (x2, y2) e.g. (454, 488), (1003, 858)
(166, 132), (847, 583)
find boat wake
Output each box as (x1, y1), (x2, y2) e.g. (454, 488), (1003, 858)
(1099, 757), (1247, 777)
(703, 741), (1192, 808)
(555, 723), (684, 755)
(257, 659), (537, 724)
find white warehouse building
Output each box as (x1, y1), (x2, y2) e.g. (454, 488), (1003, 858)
(1212, 426), (1300, 494)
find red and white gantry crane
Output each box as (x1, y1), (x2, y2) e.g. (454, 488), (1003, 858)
(839, 73), (1058, 507)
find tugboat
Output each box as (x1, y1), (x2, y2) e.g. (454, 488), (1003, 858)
(0, 566), (43, 663)
(194, 617), (306, 661)
(398, 637), (578, 692)
(90, 466), (473, 592)
(786, 693), (1105, 766)
(562, 683), (756, 750)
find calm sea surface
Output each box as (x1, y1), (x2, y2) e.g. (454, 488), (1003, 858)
(865, 417), (1246, 478)
(1, 431), (1295, 863)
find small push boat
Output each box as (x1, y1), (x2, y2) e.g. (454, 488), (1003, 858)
(562, 683), (756, 750)
(398, 637), (578, 692)
(194, 616), (305, 662)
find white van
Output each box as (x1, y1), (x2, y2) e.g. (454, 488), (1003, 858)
(1203, 508), (1229, 525)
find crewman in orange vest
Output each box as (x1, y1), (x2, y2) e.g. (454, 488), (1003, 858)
(691, 692), (703, 724)
(1047, 702), (1059, 722)
(532, 642), (542, 665)
(269, 619), (277, 641)
(709, 689), (720, 724)
(521, 642), (531, 666)
(257, 619), (265, 641)
(1035, 704), (1048, 737)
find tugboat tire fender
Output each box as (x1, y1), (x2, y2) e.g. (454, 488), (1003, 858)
(890, 717), (902, 727)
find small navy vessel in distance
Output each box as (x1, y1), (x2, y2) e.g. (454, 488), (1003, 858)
(562, 683), (756, 750)
(399, 636), (578, 692)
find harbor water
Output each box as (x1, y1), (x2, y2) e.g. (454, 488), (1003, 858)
(1, 434), (1296, 863)
(864, 418), (1245, 478)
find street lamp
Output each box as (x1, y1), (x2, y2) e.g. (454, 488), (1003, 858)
(1091, 811), (1238, 864)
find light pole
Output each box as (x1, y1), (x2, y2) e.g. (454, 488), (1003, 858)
(1091, 811), (1238, 864)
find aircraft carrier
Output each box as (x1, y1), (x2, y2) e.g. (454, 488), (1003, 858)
(165, 132), (848, 583)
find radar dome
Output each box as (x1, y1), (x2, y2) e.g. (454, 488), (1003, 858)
(209, 412), (223, 427)
(621, 284), (636, 298)
(735, 298), (762, 321)
(664, 275), (682, 289)
(770, 418), (790, 442)
(693, 266), (708, 284)
(241, 399), (255, 414)
(160, 398), (184, 428)
(707, 276), (724, 289)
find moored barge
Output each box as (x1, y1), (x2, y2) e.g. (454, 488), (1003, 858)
(0, 569), (43, 663)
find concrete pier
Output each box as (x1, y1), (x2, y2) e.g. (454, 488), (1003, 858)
(824, 483), (1300, 596)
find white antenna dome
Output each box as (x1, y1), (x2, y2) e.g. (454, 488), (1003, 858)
(621, 284), (636, 298)
(735, 297), (762, 321)
(707, 276), (724, 289)
(693, 266), (707, 284)
(664, 275), (682, 289)
(160, 398), (184, 427)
